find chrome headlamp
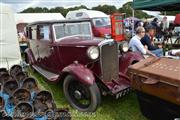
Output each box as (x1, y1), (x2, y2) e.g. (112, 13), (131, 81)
(87, 46), (99, 60)
(119, 41), (129, 52)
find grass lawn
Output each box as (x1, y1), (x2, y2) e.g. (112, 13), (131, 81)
(29, 69), (147, 120)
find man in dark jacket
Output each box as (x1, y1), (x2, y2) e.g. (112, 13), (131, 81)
(141, 26), (163, 57)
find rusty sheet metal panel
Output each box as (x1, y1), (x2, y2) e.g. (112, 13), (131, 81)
(128, 57), (180, 105)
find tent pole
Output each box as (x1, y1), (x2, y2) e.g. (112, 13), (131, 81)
(132, 8), (135, 36)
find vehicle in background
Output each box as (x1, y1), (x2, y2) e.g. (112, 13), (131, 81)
(66, 9), (111, 37)
(110, 13), (126, 42)
(174, 26), (180, 36)
(0, 4), (21, 69)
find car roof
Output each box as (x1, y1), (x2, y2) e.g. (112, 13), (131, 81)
(27, 18), (91, 26)
(66, 9), (108, 19)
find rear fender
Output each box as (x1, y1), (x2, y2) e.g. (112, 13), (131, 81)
(62, 63), (95, 85)
(24, 48), (36, 64)
(119, 51), (144, 74)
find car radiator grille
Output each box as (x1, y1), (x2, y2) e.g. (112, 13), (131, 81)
(100, 41), (119, 82)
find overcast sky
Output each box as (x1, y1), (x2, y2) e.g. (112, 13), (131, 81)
(1, 0), (132, 12)
(1, 0), (160, 16)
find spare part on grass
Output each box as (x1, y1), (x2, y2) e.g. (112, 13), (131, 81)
(3, 80), (18, 95)
(13, 102), (33, 119)
(0, 73), (14, 85)
(22, 77), (38, 92)
(10, 65), (23, 77)
(14, 71), (28, 85)
(13, 88), (31, 105)
(33, 90), (56, 116)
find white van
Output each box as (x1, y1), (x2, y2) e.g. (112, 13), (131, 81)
(0, 4), (21, 69)
(66, 9), (111, 37)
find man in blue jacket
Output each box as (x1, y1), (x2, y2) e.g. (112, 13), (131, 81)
(129, 26), (156, 57)
(141, 26), (163, 57)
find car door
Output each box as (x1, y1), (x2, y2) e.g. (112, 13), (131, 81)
(27, 25), (39, 61)
(37, 24), (59, 73)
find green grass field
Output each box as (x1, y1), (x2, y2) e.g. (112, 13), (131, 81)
(29, 69), (147, 120)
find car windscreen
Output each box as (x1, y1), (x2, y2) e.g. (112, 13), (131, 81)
(92, 17), (111, 27)
(53, 22), (92, 41)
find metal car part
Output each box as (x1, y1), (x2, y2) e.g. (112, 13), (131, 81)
(10, 65), (22, 77)
(22, 77), (38, 92)
(119, 41), (129, 52)
(13, 88), (31, 104)
(34, 90), (56, 116)
(0, 73), (14, 85)
(99, 40), (119, 81)
(3, 80), (18, 95)
(14, 71), (27, 85)
(13, 102), (33, 119)
(87, 46), (99, 60)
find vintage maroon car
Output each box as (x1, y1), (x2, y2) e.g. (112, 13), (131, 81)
(25, 19), (143, 112)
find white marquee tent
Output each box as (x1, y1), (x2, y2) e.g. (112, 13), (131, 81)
(0, 4), (21, 69)
(15, 13), (65, 24)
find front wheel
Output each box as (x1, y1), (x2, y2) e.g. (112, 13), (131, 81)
(63, 75), (101, 112)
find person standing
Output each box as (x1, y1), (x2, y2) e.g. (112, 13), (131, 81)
(129, 26), (156, 56)
(162, 16), (169, 32)
(151, 18), (159, 29)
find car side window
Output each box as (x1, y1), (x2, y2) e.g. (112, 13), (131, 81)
(39, 25), (50, 40)
(31, 26), (37, 40)
(26, 27), (32, 39)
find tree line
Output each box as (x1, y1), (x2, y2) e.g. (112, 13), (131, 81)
(21, 2), (179, 19)
(21, 2), (152, 19)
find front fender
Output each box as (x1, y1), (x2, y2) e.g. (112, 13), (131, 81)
(24, 48), (36, 64)
(119, 51), (144, 74)
(62, 63), (95, 85)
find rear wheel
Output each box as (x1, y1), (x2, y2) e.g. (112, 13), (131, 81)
(63, 75), (101, 112)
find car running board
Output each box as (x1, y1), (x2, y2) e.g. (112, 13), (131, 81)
(32, 65), (59, 81)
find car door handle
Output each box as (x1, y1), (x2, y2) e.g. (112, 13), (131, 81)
(49, 47), (54, 51)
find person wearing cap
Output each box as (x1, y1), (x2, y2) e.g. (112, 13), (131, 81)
(129, 26), (156, 57)
(141, 26), (163, 57)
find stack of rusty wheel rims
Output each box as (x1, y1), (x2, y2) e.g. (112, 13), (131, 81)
(0, 65), (71, 120)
